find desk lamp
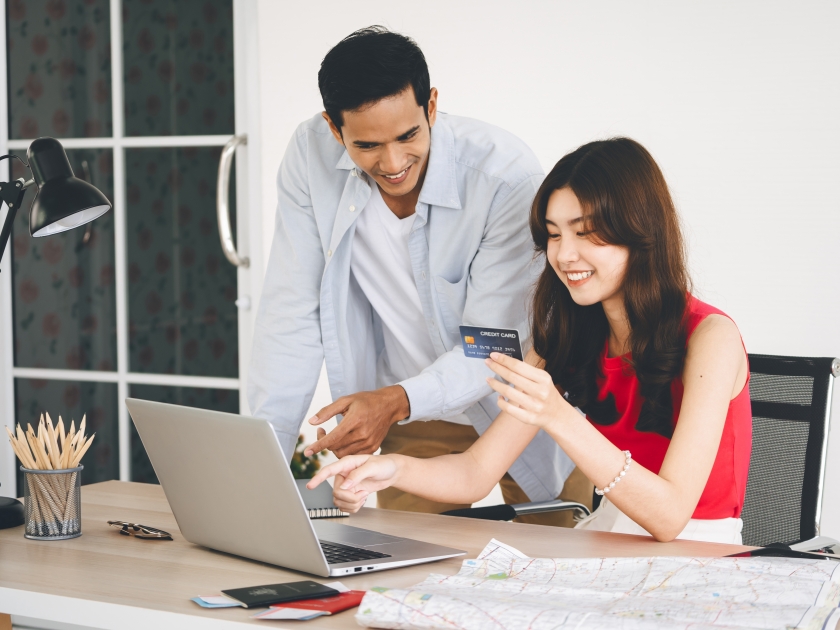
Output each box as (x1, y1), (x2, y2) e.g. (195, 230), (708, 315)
(0, 137), (112, 529)
(0, 137), (112, 266)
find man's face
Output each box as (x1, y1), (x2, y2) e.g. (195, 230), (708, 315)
(324, 87), (437, 197)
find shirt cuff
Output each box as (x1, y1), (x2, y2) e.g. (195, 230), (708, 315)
(398, 372), (444, 422)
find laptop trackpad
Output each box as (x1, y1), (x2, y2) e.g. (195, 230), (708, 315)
(313, 521), (403, 547)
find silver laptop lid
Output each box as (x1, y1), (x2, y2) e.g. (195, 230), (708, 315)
(125, 398), (331, 576)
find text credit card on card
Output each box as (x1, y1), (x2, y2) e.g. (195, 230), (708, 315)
(459, 326), (523, 361)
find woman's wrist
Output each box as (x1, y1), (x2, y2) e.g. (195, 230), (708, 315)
(381, 453), (405, 488)
(543, 399), (583, 437)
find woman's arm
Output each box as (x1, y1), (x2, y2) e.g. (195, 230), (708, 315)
(307, 392), (541, 512)
(486, 314), (747, 541)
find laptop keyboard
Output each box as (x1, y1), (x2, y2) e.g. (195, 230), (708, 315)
(320, 540), (392, 564)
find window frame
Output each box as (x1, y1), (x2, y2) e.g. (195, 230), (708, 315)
(0, 0), (262, 494)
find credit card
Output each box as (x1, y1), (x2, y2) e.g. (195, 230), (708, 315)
(459, 326), (523, 361)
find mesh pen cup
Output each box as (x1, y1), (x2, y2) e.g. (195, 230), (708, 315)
(21, 466), (83, 540)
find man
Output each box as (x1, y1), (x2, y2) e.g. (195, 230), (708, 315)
(248, 26), (590, 524)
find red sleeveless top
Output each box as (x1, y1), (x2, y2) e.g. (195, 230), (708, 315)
(591, 296), (752, 519)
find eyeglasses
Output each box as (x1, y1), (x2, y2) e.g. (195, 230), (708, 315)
(107, 520), (173, 540)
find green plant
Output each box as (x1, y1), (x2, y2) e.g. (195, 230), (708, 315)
(290, 434), (326, 479)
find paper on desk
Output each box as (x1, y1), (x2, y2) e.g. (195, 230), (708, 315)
(252, 608), (326, 620)
(475, 537), (528, 561)
(192, 596), (240, 608)
(356, 538), (840, 630)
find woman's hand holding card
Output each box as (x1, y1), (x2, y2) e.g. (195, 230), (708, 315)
(485, 352), (576, 431)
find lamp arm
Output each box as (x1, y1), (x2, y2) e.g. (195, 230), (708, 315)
(0, 178), (29, 269)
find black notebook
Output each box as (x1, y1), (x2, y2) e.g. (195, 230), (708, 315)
(221, 580), (339, 608)
(295, 479), (349, 519)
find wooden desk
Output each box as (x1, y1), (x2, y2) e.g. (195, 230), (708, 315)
(0, 481), (753, 630)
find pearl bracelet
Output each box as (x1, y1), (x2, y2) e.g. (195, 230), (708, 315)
(595, 450), (632, 496)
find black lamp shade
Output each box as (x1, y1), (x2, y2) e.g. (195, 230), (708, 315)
(27, 137), (112, 237)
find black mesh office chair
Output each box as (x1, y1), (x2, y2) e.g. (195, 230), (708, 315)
(741, 355), (838, 547)
(443, 354), (839, 549)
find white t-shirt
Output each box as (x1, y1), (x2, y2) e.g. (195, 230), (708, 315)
(350, 185), (470, 425)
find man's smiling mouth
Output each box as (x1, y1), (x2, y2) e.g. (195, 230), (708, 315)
(381, 165), (411, 183)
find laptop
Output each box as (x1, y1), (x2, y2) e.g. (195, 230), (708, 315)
(125, 398), (465, 577)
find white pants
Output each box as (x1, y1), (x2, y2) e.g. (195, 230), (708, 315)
(574, 497), (743, 545)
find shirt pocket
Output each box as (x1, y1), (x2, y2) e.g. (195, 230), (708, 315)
(433, 274), (468, 334)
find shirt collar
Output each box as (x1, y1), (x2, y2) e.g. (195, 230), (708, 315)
(333, 116), (462, 210)
(418, 117), (461, 210)
(335, 150), (355, 171)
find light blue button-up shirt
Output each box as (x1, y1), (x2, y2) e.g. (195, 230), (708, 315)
(248, 112), (574, 501)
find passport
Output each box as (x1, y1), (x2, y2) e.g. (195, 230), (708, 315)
(459, 325), (523, 361)
(221, 580), (339, 608)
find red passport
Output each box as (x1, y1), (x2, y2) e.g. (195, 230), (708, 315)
(271, 590), (366, 614)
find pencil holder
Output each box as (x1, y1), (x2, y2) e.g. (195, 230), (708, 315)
(21, 466), (83, 540)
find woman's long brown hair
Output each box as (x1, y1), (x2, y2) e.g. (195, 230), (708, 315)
(530, 138), (690, 439)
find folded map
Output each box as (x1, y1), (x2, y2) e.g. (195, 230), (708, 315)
(355, 539), (840, 630)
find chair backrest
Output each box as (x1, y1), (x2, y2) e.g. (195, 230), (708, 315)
(740, 354), (839, 546)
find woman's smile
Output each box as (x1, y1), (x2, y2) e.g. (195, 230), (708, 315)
(565, 270), (594, 287)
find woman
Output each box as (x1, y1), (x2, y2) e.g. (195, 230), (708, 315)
(308, 138), (751, 543)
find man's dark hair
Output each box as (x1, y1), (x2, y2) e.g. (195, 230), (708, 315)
(318, 26), (430, 128)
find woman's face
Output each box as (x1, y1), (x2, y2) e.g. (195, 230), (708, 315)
(545, 187), (629, 307)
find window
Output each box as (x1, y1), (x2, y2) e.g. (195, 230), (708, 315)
(2, 0), (253, 492)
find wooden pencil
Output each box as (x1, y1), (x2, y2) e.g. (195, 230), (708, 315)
(6, 429), (34, 470)
(61, 471), (77, 526)
(16, 442), (37, 470)
(30, 431), (65, 498)
(40, 426), (56, 469)
(65, 422), (75, 469)
(26, 432), (47, 470)
(28, 478), (45, 533)
(60, 434), (71, 469)
(45, 415), (61, 469)
(36, 431), (53, 470)
(71, 434), (95, 468)
(70, 425), (85, 451)
(15, 425), (37, 469)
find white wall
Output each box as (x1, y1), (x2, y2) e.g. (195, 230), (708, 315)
(256, 1), (840, 527)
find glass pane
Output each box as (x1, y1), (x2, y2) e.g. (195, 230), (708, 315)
(14, 378), (119, 492)
(122, 0), (234, 136)
(11, 149), (117, 371)
(6, 0), (112, 139)
(126, 146), (238, 377)
(128, 384), (239, 483)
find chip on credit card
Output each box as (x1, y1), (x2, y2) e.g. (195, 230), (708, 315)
(459, 326), (523, 361)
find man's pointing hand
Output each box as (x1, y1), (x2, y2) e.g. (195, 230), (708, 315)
(303, 385), (410, 458)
